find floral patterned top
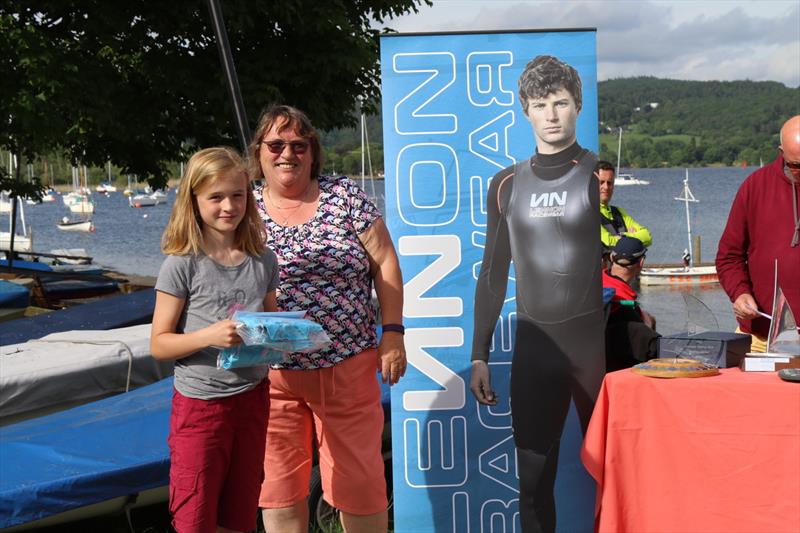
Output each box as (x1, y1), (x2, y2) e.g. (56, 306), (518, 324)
(254, 175), (380, 369)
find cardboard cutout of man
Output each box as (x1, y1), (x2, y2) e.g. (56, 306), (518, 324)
(470, 55), (604, 533)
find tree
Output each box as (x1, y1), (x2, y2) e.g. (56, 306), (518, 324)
(0, 1), (430, 188)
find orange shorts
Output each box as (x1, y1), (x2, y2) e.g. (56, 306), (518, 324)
(258, 349), (387, 515)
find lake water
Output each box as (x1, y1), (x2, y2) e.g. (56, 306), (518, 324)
(14, 165), (757, 334)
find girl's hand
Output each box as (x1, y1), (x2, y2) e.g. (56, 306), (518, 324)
(203, 319), (242, 348)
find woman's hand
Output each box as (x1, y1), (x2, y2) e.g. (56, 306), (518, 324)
(378, 331), (407, 385)
(202, 319), (242, 348)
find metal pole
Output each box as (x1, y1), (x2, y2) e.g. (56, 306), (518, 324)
(7, 155), (19, 270)
(685, 178), (692, 266)
(206, 0), (250, 152)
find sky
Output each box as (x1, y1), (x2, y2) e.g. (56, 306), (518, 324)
(384, 0), (800, 87)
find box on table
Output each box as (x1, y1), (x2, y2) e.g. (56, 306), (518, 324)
(658, 331), (751, 368)
(740, 355), (800, 372)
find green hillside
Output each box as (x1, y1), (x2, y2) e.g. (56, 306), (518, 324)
(598, 77), (799, 167)
(321, 77), (799, 173)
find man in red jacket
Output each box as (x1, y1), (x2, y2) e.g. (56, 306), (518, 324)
(716, 115), (800, 352)
(602, 236), (659, 371)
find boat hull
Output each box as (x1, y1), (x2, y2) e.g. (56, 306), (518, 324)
(640, 265), (719, 286)
(130, 195), (157, 207)
(0, 234), (32, 252)
(56, 221), (94, 232)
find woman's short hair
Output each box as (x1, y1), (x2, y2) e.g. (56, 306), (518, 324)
(162, 146), (266, 256)
(248, 105), (323, 181)
(518, 55), (583, 114)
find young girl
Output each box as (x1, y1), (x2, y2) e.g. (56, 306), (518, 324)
(151, 146), (279, 533)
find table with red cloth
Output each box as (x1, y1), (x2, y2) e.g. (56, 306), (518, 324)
(581, 367), (800, 533)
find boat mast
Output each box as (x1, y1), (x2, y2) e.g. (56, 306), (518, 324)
(616, 127), (623, 175)
(674, 168), (698, 266)
(360, 97), (365, 191)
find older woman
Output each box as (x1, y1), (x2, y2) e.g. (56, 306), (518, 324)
(249, 105), (405, 533)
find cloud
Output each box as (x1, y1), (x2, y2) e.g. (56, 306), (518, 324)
(386, 1), (800, 87)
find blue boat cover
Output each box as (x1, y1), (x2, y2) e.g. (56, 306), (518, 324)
(0, 288), (155, 345)
(0, 259), (52, 272)
(0, 377), (172, 528)
(0, 280), (29, 308)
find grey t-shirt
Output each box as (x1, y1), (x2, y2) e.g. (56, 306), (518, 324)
(155, 251), (279, 399)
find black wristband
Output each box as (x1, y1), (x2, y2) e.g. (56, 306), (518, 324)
(382, 323), (405, 335)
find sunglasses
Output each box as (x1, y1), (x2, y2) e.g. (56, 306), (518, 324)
(613, 255), (645, 267)
(261, 140), (310, 155)
(780, 148), (800, 169)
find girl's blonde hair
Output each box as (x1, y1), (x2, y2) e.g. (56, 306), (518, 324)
(161, 146), (266, 256)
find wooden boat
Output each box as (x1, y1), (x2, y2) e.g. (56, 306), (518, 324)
(56, 218), (95, 232)
(639, 170), (718, 286)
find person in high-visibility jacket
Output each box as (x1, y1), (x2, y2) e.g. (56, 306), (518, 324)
(595, 160), (653, 253)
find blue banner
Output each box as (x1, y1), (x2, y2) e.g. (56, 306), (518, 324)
(381, 30), (598, 532)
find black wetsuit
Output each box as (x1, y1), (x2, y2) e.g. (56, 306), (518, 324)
(472, 143), (604, 533)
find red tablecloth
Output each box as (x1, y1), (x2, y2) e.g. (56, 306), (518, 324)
(581, 368), (800, 533)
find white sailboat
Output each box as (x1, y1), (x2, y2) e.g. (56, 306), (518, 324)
(95, 161), (117, 192)
(640, 169), (718, 286)
(615, 127), (650, 186)
(63, 166), (95, 214)
(0, 192), (12, 214)
(1, 153), (16, 213)
(1, 154), (33, 252)
(150, 189), (168, 204)
(129, 193), (158, 207)
(123, 175), (134, 196)
(1, 196), (33, 253)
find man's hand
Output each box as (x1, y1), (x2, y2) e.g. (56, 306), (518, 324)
(378, 332), (406, 385)
(640, 309), (657, 330)
(733, 293), (760, 320)
(470, 360), (498, 405)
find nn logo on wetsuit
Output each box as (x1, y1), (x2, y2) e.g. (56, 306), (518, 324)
(529, 191), (567, 218)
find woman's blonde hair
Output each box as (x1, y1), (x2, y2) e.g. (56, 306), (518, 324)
(161, 146), (266, 256)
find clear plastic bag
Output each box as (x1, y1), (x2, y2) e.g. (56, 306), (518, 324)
(218, 344), (286, 369)
(217, 311), (331, 369)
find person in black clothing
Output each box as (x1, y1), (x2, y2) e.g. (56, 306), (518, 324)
(602, 236), (660, 372)
(470, 55), (603, 533)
